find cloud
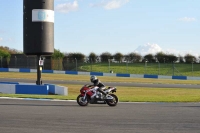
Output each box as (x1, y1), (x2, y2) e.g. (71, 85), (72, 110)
(134, 43), (162, 56)
(177, 50), (199, 58)
(0, 38), (3, 42)
(90, 0), (130, 10)
(55, 0), (78, 13)
(104, 0), (130, 10)
(178, 17), (196, 22)
(134, 43), (200, 58)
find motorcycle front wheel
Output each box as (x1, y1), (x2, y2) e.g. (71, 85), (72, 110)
(77, 94), (89, 106)
(106, 94), (118, 107)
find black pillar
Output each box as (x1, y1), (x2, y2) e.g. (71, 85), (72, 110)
(36, 55), (42, 85)
(23, 0), (54, 85)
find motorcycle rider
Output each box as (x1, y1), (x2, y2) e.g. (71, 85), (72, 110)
(89, 75), (107, 98)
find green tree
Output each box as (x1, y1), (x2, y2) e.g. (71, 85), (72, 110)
(51, 49), (64, 59)
(0, 49), (10, 58)
(0, 46), (22, 54)
(184, 54), (196, 63)
(155, 52), (166, 63)
(127, 52), (142, 63)
(100, 52), (112, 62)
(113, 52), (123, 62)
(143, 54), (155, 63)
(178, 55), (185, 63)
(89, 52), (97, 63)
(67, 52), (85, 63)
(167, 54), (178, 63)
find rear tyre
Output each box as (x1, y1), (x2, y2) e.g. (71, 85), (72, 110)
(77, 95), (89, 106)
(106, 94), (118, 107)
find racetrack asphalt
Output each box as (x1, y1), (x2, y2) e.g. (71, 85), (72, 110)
(1, 78), (200, 133)
(1, 78), (200, 89)
(0, 98), (200, 133)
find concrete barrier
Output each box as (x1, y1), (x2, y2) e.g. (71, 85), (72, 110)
(144, 74), (158, 79)
(0, 82), (68, 95)
(15, 85), (49, 95)
(103, 73), (116, 77)
(78, 71), (90, 75)
(172, 76), (187, 80)
(9, 68), (20, 72)
(66, 71), (77, 75)
(158, 75), (172, 79)
(54, 70), (65, 74)
(42, 70), (54, 73)
(55, 85), (68, 95)
(130, 74), (144, 78)
(19, 68), (30, 73)
(0, 84), (16, 94)
(90, 72), (103, 76)
(0, 68), (9, 72)
(45, 84), (68, 95)
(116, 73), (130, 77)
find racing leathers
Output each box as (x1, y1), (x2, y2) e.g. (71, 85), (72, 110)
(89, 79), (107, 96)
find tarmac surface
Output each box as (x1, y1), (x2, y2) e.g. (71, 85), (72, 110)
(0, 98), (200, 133)
(1, 78), (200, 133)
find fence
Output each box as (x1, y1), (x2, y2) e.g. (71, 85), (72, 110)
(0, 56), (200, 77)
(80, 62), (200, 77)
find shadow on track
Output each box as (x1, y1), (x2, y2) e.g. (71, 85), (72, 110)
(0, 103), (115, 107)
(0, 103), (78, 107)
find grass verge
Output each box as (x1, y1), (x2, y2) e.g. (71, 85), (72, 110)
(1, 84), (200, 102)
(1, 72), (200, 85)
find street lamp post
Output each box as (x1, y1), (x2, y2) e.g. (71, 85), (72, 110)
(43, 57), (45, 70)
(108, 59), (110, 72)
(90, 58), (92, 72)
(192, 58), (194, 77)
(126, 60), (128, 73)
(172, 61), (175, 76)
(26, 56), (28, 68)
(0, 56), (2, 68)
(192, 62), (193, 76)
(156, 58), (160, 75)
(145, 60), (148, 74)
(158, 61), (160, 75)
(15, 56), (17, 68)
(75, 58), (77, 71)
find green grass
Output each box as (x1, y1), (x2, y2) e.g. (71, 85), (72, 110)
(118, 87), (200, 102)
(1, 72), (200, 85)
(1, 72), (200, 102)
(1, 84), (200, 102)
(79, 62), (200, 76)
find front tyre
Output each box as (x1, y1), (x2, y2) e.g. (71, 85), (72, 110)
(77, 95), (89, 106)
(106, 94), (118, 107)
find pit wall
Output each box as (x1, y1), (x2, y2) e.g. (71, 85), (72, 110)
(1, 68), (200, 80)
(0, 82), (68, 95)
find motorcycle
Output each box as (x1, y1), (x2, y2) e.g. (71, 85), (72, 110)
(77, 84), (118, 107)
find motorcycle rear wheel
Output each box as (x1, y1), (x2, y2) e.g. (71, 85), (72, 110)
(106, 94), (118, 107)
(77, 95), (89, 106)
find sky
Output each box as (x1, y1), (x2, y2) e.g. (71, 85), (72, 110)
(0, 0), (200, 56)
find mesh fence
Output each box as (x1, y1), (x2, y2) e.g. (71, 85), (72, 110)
(0, 56), (200, 76)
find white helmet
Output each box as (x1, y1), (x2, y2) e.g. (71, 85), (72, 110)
(90, 75), (97, 82)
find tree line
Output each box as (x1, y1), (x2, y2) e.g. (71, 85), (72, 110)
(0, 46), (199, 64)
(61, 51), (199, 64)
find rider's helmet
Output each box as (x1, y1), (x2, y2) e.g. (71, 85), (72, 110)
(90, 75), (97, 82)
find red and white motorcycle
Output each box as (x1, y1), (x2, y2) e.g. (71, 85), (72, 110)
(77, 84), (118, 107)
